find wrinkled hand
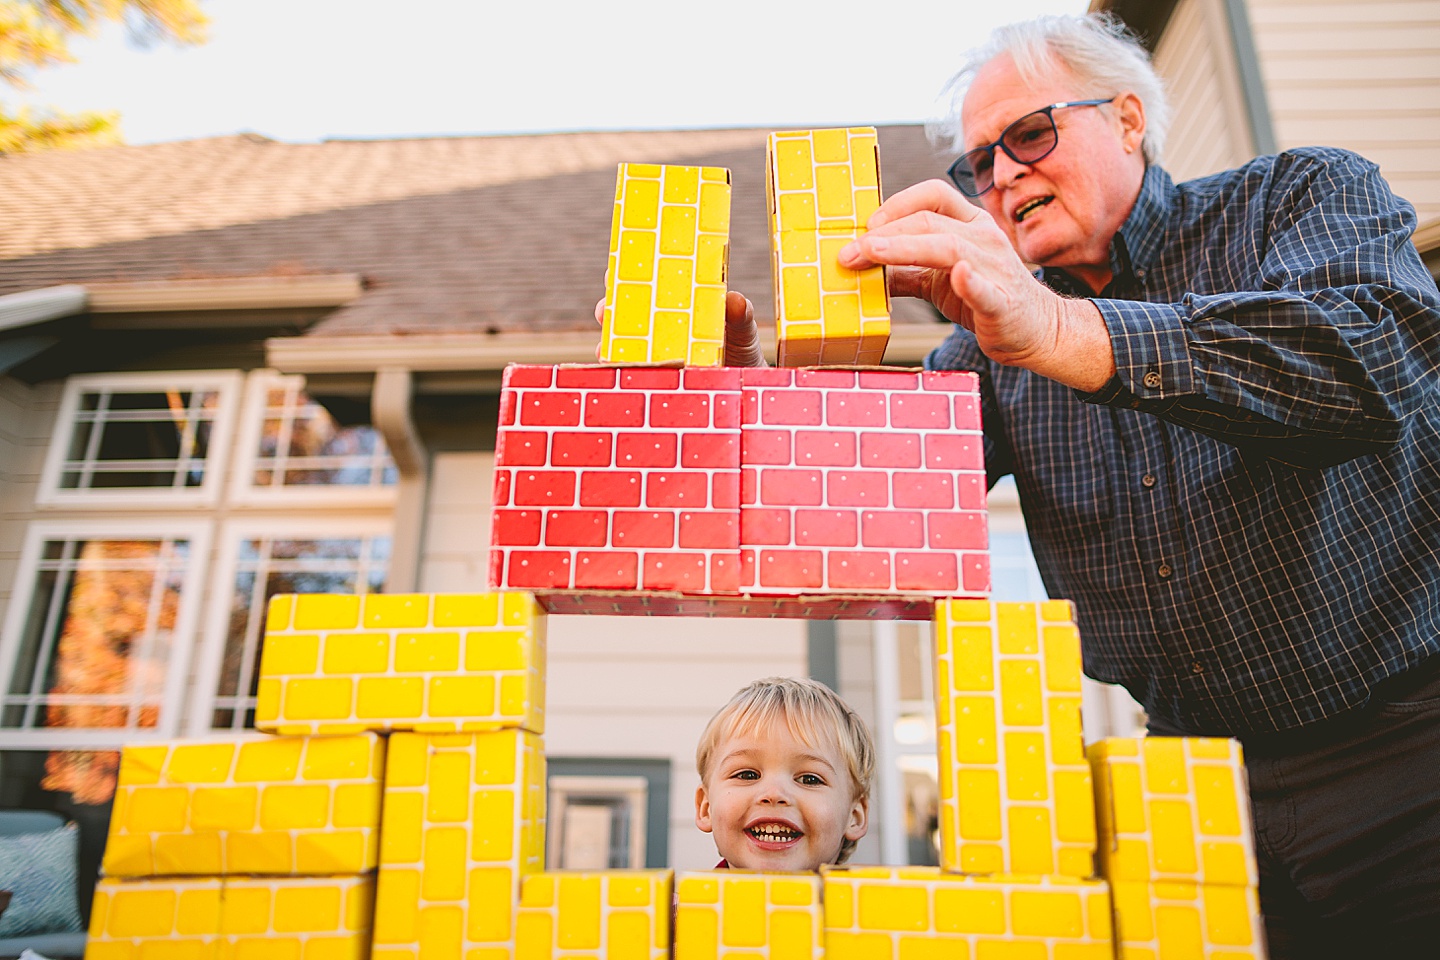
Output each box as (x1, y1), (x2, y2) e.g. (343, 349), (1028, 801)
(593, 291), (767, 368)
(838, 180), (1113, 391)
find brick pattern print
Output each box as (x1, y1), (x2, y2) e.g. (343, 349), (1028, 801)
(491, 364), (743, 594)
(675, 872), (823, 960)
(86, 875), (373, 960)
(739, 368), (989, 596)
(517, 871), (673, 960)
(601, 163), (732, 366)
(822, 867), (1113, 960)
(767, 128), (890, 367)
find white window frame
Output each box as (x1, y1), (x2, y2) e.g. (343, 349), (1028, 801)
(227, 370), (399, 508)
(546, 775), (649, 871)
(36, 370), (243, 508)
(0, 518), (213, 749)
(187, 515), (394, 736)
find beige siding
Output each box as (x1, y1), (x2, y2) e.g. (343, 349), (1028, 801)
(1249, 0), (1440, 221)
(1154, 0), (1257, 180)
(417, 450), (809, 871)
(0, 377), (60, 633)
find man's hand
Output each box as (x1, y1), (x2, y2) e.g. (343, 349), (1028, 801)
(838, 180), (1115, 392)
(592, 291), (767, 367)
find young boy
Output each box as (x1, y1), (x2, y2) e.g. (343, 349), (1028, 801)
(694, 676), (875, 871)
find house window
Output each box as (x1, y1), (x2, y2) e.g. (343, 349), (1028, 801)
(545, 758), (670, 870)
(230, 373), (397, 501)
(37, 372), (242, 506)
(197, 524), (391, 733)
(0, 521), (211, 753)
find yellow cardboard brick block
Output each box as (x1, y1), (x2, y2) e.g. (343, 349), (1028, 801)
(675, 871), (822, 960)
(516, 870), (673, 959)
(933, 599), (1097, 878)
(767, 128), (891, 367)
(822, 866), (1113, 960)
(86, 874), (373, 960)
(102, 733), (384, 877)
(601, 162), (733, 366)
(1111, 879), (1267, 959)
(1090, 737), (1258, 886)
(257, 591), (546, 736)
(371, 729), (546, 960)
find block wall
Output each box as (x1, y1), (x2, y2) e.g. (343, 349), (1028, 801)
(86, 875), (373, 960)
(491, 364), (742, 593)
(517, 870), (673, 960)
(256, 592), (546, 736)
(490, 364), (989, 605)
(767, 128), (891, 366)
(738, 368), (988, 596)
(822, 866), (1113, 959)
(601, 163), (732, 366)
(102, 732), (384, 877)
(372, 729), (546, 959)
(933, 599), (1096, 878)
(1091, 737), (1265, 958)
(675, 872), (823, 960)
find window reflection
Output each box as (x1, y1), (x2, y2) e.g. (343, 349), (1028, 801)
(212, 535), (390, 731)
(3, 538), (191, 804)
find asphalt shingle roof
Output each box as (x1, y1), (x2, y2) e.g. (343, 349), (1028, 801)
(0, 126), (957, 337)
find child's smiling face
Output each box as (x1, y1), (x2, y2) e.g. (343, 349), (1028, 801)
(695, 717), (868, 871)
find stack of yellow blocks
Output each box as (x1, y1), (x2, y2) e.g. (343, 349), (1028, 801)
(599, 162), (733, 366)
(88, 732), (384, 958)
(1090, 737), (1266, 958)
(256, 589), (668, 959)
(674, 872), (822, 960)
(766, 127), (891, 367)
(795, 599), (1112, 959)
(88, 585), (1268, 959)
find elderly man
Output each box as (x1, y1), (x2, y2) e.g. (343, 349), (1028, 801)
(710, 12), (1440, 957)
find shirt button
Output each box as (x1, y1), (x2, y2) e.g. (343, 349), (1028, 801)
(1157, 563), (1173, 579)
(1143, 371), (1162, 389)
(1142, 473), (1157, 488)
(1191, 661), (1205, 675)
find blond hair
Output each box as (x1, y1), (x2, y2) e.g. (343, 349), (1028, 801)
(696, 676), (875, 863)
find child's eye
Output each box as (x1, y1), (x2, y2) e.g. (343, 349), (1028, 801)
(797, 773), (825, 786)
(731, 769), (759, 781)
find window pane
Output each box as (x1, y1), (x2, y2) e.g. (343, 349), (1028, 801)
(211, 534), (390, 731)
(250, 380), (396, 490)
(2, 538), (190, 737)
(58, 388), (219, 490)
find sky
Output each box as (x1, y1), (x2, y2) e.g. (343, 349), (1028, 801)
(13, 0), (1090, 145)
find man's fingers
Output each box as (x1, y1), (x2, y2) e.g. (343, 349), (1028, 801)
(594, 296), (605, 325)
(723, 291), (766, 368)
(842, 230), (974, 272)
(866, 179), (980, 230)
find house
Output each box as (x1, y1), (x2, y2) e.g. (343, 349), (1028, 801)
(9, 0), (1425, 921)
(1, 125), (1083, 912)
(1094, 0), (1440, 277)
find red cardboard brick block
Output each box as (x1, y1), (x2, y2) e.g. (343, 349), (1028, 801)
(492, 364), (742, 593)
(738, 367), (989, 596)
(493, 362), (988, 600)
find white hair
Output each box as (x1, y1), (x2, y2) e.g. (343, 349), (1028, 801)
(928, 12), (1171, 166)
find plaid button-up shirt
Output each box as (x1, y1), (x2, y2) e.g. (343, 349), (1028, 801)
(927, 148), (1440, 736)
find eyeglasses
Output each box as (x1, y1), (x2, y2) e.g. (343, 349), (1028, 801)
(946, 96), (1117, 197)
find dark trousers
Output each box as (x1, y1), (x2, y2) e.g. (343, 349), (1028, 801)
(1148, 663), (1440, 960)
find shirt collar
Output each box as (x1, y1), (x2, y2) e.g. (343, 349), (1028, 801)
(1040, 163), (1174, 295)
(1115, 163), (1174, 281)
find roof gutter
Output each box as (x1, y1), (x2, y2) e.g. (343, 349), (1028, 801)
(86, 275), (364, 313)
(0, 285), (87, 333)
(266, 326), (949, 375)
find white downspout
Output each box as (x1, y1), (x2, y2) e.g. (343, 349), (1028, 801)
(372, 367), (429, 593)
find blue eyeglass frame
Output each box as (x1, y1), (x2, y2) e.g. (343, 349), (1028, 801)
(946, 96), (1118, 198)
